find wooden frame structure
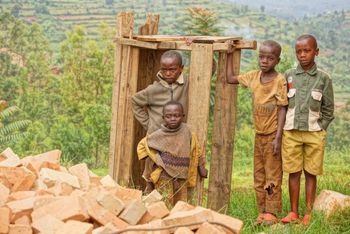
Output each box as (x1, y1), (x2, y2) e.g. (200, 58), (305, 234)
(109, 12), (256, 211)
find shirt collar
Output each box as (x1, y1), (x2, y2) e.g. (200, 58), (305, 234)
(156, 71), (184, 86)
(296, 63), (317, 76)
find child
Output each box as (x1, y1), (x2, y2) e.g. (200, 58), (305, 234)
(132, 50), (206, 194)
(137, 101), (204, 207)
(226, 40), (288, 225)
(281, 34), (334, 226)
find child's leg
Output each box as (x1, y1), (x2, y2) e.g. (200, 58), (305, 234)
(304, 170), (316, 213)
(143, 158), (155, 194)
(154, 175), (174, 208)
(264, 133), (283, 215)
(253, 134), (266, 214)
(173, 179), (188, 206)
(288, 171), (302, 214)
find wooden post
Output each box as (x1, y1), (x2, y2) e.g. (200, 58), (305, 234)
(187, 43), (213, 205)
(108, 12), (140, 184)
(207, 49), (241, 212)
(130, 13), (161, 189)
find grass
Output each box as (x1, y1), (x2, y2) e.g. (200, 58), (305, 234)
(228, 149), (350, 234)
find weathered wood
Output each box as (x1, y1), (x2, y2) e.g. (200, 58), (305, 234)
(187, 43), (214, 206)
(138, 14), (159, 35)
(207, 50), (241, 212)
(213, 40), (257, 51)
(116, 12), (134, 38)
(130, 14), (161, 189)
(109, 13), (138, 184)
(134, 35), (241, 42)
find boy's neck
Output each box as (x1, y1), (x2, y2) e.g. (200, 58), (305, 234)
(300, 62), (315, 72)
(260, 69), (278, 83)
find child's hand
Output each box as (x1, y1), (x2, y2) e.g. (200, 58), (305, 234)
(272, 136), (282, 156)
(198, 165), (208, 178)
(185, 36), (196, 46)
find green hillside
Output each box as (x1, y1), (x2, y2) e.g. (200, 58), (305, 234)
(2, 0), (349, 98)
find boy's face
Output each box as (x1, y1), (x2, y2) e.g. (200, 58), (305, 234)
(163, 104), (184, 129)
(160, 57), (183, 84)
(295, 38), (319, 71)
(258, 45), (280, 73)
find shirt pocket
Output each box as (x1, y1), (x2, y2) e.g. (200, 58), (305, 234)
(310, 89), (322, 112)
(287, 88), (296, 108)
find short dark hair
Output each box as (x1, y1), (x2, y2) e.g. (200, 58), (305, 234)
(161, 50), (183, 66)
(261, 40), (282, 57)
(163, 100), (184, 114)
(296, 34), (318, 49)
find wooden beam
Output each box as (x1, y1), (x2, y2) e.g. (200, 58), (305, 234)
(115, 37), (158, 50)
(116, 12), (134, 38)
(207, 50), (241, 212)
(138, 13), (159, 35)
(187, 43), (214, 206)
(213, 40), (257, 51)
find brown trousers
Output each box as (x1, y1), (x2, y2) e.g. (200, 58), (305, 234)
(254, 132), (282, 213)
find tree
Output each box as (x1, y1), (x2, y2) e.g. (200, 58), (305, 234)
(0, 101), (30, 148)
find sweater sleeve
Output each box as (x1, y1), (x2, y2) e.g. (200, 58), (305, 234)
(320, 76), (335, 130)
(131, 88), (150, 130)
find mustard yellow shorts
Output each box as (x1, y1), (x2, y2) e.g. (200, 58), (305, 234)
(282, 129), (327, 175)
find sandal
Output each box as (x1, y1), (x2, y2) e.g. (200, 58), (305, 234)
(301, 214), (311, 226)
(281, 211), (299, 224)
(262, 213), (278, 225)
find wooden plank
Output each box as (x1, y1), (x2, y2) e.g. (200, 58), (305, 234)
(130, 14), (161, 190)
(207, 50), (241, 212)
(134, 35), (241, 42)
(213, 40), (257, 51)
(108, 12), (135, 183)
(116, 38), (158, 50)
(138, 13), (159, 35)
(187, 43), (214, 206)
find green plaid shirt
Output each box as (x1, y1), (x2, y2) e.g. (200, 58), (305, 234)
(284, 64), (334, 131)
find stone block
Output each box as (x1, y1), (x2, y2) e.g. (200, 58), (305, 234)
(119, 199), (147, 225)
(96, 190), (125, 216)
(39, 168), (80, 188)
(314, 189), (350, 217)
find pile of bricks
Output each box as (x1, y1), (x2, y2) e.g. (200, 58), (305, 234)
(0, 148), (243, 234)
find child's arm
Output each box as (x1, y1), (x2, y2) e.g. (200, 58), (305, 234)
(226, 52), (239, 84)
(273, 106), (287, 156)
(320, 78), (335, 130)
(131, 89), (149, 130)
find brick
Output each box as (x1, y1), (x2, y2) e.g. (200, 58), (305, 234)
(0, 182), (10, 206)
(26, 160), (60, 177)
(14, 215), (31, 225)
(8, 191), (36, 201)
(39, 168), (80, 188)
(126, 219), (169, 234)
(0, 148), (21, 167)
(31, 196), (89, 222)
(8, 224), (32, 234)
(7, 196), (36, 222)
(142, 189), (163, 206)
(96, 190), (125, 216)
(0, 166), (36, 192)
(33, 195), (57, 210)
(32, 214), (64, 234)
(55, 220), (93, 234)
(314, 189), (350, 217)
(0, 147), (20, 161)
(210, 210), (243, 234)
(84, 197), (128, 228)
(47, 181), (74, 196)
(162, 207), (213, 232)
(68, 163), (91, 191)
(147, 201), (169, 219)
(196, 222), (224, 234)
(12, 167), (36, 192)
(100, 175), (118, 187)
(0, 206), (11, 233)
(32, 149), (61, 163)
(91, 223), (116, 234)
(119, 199), (147, 225)
(170, 201), (195, 215)
(113, 186), (142, 205)
(174, 227), (194, 234)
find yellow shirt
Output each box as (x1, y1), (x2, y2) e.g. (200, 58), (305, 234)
(238, 70), (288, 135)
